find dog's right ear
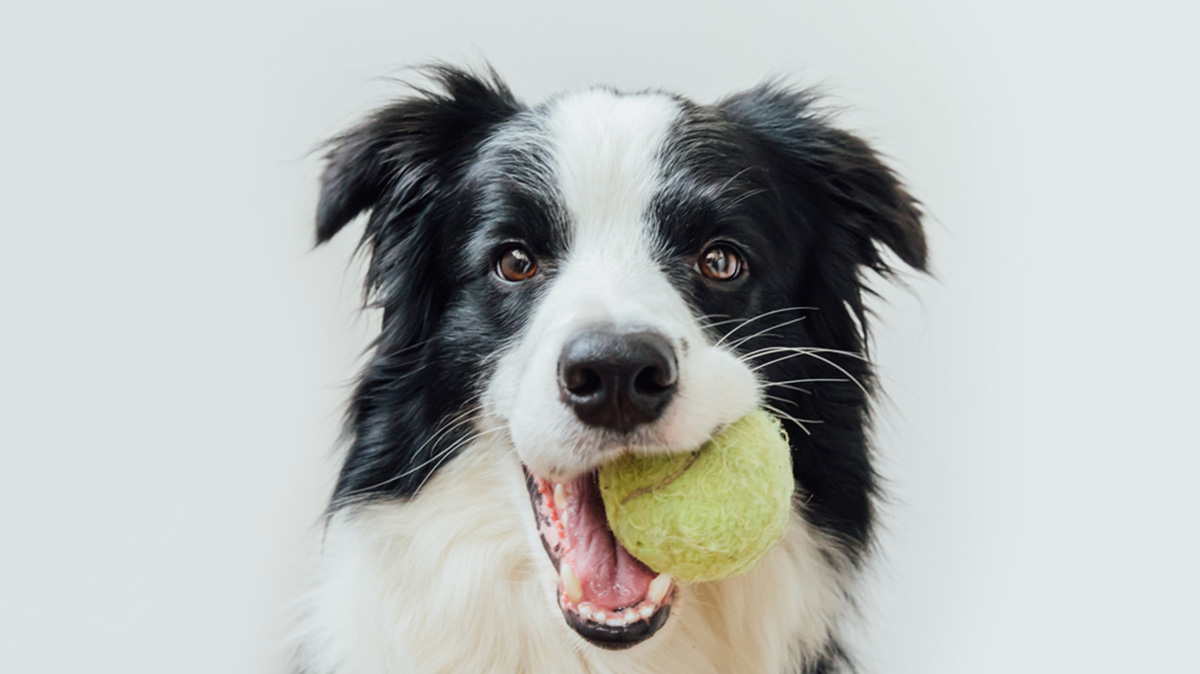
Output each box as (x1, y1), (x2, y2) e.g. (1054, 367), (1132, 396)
(315, 65), (521, 245)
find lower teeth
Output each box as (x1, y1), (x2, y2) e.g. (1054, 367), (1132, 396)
(567, 598), (661, 625)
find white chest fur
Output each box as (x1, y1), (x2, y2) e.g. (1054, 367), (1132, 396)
(295, 436), (850, 674)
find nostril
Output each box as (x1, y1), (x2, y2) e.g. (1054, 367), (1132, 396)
(633, 365), (674, 394)
(566, 367), (603, 397)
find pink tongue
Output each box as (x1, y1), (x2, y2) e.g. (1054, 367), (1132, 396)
(561, 473), (656, 611)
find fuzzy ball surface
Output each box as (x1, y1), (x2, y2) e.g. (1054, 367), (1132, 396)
(598, 409), (794, 584)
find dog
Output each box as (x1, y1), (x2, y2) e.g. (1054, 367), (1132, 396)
(296, 65), (926, 674)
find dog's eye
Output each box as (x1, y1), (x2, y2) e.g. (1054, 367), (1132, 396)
(697, 244), (745, 281)
(496, 246), (539, 282)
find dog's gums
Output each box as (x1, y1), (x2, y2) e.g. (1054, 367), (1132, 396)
(524, 468), (675, 648)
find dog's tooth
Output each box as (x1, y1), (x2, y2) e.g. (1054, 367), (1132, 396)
(593, 611), (607, 623)
(638, 604), (654, 620)
(577, 603), (594, 619)
(623, 610), (639, 625)
(606, 616), (625, 627)
(560, 509), (569, 530)
(647, 573), (672, 604)
(560, 563), (583, 604)
(554, 483), (567, 509)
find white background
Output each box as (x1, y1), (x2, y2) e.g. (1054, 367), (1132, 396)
(2, 1), (1197, 672)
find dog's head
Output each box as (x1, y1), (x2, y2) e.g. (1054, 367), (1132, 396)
(317, 66), (925, 648)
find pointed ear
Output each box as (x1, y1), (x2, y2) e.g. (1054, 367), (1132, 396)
(718, 84), (927, 275)
(315, 65), (521, 245)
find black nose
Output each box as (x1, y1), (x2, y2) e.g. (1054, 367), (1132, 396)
(558, 330), (678, 434)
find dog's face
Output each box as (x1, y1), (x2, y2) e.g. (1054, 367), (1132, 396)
(481, 89), (762, 481)
(316, 67), (925, 649)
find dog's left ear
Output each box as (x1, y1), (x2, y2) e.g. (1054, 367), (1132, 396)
(315, 65), (521, 246)
(314, 65), (520, 351)
(719, 85), (928, 277)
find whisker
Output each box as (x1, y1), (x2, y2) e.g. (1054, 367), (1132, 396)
(762, 404), (817, 436)
(749, 350), (870, 397)
(763, 382), (814, 395)
(750, 351), (813, 372)
(761, 377), (848, 395)
(765, 377), (850, 387)
(715, 306), (816, 347)
(411, 426), (506, 496)
(741, 346), (870, 363)
(796, 352), (869, 397)
(698, 316), (745, 330)
(337, 407), (482, 499)
(721, 186), (769, 211)
(727, 315), (810, 350)
(763, 394), (800, 409)
(401, 407), (480, 466)
(711, 166), (757, 200)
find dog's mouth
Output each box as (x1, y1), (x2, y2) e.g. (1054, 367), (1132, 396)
(523, 467), (675, 649)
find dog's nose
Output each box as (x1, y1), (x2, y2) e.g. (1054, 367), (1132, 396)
(558, 330), (678, 433)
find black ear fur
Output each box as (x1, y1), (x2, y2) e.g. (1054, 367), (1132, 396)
(315, 65), (521, 246)
(718, 84), (927, 277)
(315, 64), (521, 346)
(716, 85), (928, 551)
(314, 67), (522, 507)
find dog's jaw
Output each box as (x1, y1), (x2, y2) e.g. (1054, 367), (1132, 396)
(296, 434), (852, 674)
(524, 467), (677, 648)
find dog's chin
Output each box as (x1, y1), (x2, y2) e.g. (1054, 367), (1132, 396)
(523, 466), (676, 649)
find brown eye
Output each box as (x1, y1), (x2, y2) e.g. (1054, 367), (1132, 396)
(496, 246), (539, 282)
(698, 244), (745, 281)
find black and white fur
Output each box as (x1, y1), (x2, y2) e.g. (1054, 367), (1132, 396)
(297, 66), (926, 674)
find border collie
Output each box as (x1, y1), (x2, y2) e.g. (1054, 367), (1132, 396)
(297, 65), (926, 674)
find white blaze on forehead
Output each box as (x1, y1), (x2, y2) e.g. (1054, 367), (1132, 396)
(486, 89), (758, 477)
(546, 90), (679, 228)
(542, 89), (683, 323)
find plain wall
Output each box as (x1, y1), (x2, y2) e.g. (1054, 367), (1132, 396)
(2, 1), (1197, 672)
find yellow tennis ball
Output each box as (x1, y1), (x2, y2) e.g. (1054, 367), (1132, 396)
(598, 409), (794, 584)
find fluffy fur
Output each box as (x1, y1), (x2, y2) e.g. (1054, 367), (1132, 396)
(298, 65), (926, 674)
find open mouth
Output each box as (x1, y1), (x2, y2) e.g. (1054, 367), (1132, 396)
(524, 467), (675, 649)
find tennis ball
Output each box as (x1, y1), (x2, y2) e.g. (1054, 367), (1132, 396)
(598, 409), (794, 584)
